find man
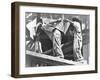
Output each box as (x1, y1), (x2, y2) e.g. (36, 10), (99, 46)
(31, 14), (43, 53)
(64, 17), (84, 62)
(41, 16), (64, 58)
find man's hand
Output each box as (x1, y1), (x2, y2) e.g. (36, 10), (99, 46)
(57, 18), (62, 22)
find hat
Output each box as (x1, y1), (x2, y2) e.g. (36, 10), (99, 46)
(72, 16), (81, 23)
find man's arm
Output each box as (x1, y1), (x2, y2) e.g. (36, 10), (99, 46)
(49, 18), (62, 24)
(64, 19), (74, 24)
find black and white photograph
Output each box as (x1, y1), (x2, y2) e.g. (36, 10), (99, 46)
(25, 12), (89, 67)
(11, 2), (97, 78)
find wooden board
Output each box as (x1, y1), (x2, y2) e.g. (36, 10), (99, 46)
(26, 50), (79, 66)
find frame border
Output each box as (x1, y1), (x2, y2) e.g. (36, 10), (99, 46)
(11, 2), (98, 78)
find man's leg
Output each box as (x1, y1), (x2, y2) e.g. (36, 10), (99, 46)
(78, 40), (84, 60)
(53, 29), (64, 58)
(73, 38), (84, 61)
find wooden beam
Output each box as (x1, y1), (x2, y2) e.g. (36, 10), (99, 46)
(26, 50), (79, 66)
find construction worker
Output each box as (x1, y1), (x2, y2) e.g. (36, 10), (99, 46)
(64, 17), (84, 62)
(41, 16), (64, 58)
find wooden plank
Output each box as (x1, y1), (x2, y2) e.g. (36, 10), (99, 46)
(26, 50), (79, 66)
